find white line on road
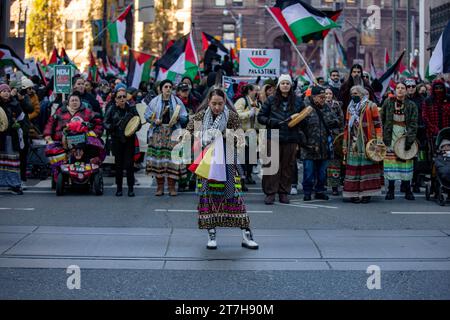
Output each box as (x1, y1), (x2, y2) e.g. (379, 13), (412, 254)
(391, 211), (450, 215)
(0, 208), (35, 211)
(286, 202), (339, 209)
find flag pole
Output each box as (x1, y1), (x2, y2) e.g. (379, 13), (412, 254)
(71, 4), (133, 62)
(190, 22), (203, 82)
(265, 5), (317, 84)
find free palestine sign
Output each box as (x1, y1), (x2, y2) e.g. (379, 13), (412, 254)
(239, 49), (280, 77)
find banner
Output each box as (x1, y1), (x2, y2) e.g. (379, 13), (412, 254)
(239, 49), (280, 77)
(54, 65), (73, 94)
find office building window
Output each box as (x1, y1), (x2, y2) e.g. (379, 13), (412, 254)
(215, 0), (226, 6)
(177, 0), (184, 9)
(232, 0), (243, 7)
(223, 23), (235, 50)
(65, 20), (84, 50)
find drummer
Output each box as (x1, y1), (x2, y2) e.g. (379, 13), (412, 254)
(144, 80), (188, 197)
(104, 85), (141, 197)
(380, 81), (418, 201)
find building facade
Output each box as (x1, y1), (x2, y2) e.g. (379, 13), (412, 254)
(191, 0), (420, 76)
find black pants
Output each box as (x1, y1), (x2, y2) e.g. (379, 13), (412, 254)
(112, 137), (135, 190)
(19, 138), (29, 182)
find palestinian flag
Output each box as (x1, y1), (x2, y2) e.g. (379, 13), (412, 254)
(127, 50), (156, 88)
(154, 32), (199, 82)
(37, 60), (48, 86)
(60, 48), (78, 69)
(378, 50), (405, 96)
(0, 44), (32, 76)
(428, 20), (450, 76)
(384, 48), (391, 70)
(102, 56), (119, 76)
(108, 4), (133, 46)
(267, 0), (339, 44)
(48, 47), (61, 66)
(230, 48), (239, 71)
(298, 68), (313, 85)
(202, 32), (229, 60)
(302, 9), (342, 43)
(334, 32), (347, 67)
(87, 51), (99, 83)
(398, 60), (412, 78)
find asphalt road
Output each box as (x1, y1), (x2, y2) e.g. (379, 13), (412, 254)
(1, 173), (450, 300)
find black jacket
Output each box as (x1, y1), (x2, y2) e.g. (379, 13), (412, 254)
(257, 95), (304, 143)
(0, 97), (30, 152)
(104, 103), (141, 143)
(80, 92), (102, 116)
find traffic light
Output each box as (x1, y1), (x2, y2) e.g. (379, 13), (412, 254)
(122, 45), (129, 56)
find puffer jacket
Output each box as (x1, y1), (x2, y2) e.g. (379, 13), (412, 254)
(257, 94), (304, 143)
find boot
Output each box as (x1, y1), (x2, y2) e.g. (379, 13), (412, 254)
(279, 194), (290, 204)
(242, 228), (259, 250)
(207, 229), (217, 250)
(168, 178), (177, 196)
(385, 180), (395, 200)
(116, 175), (123, 196)
(128, 186), (135, 197)
(400, 181), (406, 193)
(155, 177), (165, 196)
(404, 181), (415, 200)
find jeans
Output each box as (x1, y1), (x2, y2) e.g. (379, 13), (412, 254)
(302, 159), (328, 196)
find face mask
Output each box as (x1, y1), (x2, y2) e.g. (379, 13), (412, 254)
(351, 96), (361, 103)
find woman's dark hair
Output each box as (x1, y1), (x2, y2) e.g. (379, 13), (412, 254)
(351, 64), (363, 73)
(273, 84), (295, 112)
(68, 91), (82, 101)
(396, 82), (407, 90)
(208, 88), (226, 101)
(241, 84), (255, 96)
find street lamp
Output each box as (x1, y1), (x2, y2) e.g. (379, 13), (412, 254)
(223, 9), (242, 50)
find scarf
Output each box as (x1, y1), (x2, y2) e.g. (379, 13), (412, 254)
(328, 78), (341, 89)
(201, 106), (229, 147)
(348, 96), (368, 131)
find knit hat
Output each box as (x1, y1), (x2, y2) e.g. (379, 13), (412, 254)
(159, 79), (173, 91)
(21, 76), (34, 89)
(114, 83), (127, 93)
(440, 139), (450, 150)
(404, 78), (417, 86)
(277, 74), (293, 87)
(310, 85), (326, 96)
(0, 83), (11, 93)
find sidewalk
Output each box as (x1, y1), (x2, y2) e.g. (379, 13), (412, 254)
(1, 226), (449, 271)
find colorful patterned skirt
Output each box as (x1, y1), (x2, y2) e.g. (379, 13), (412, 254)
(197, 175), (250, 230)
(343, 132), (382, 198)
(384, 125), (414, 181)
(327, 159), (342, 187)
(0, 137), (21, 188)
(146, 125), (186, 180)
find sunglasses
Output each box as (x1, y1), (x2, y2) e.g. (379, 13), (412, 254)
(116, 95), (127, 99)
(164, 85), (172, 89)
(406, 85), (416, 88)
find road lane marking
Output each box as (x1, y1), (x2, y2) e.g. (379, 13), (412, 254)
(391, 211), (450, 215)
(0, 208), (35, 211)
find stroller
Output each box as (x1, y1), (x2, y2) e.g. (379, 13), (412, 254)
(26, 124), (51, 180)
(46, 119), (105, 196)
(425, 128), (450, 206)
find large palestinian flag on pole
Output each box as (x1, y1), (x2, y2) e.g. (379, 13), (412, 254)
(48, 47), (61, 66)
(127, 50), (157, 88)
(155, 32), (199, 82)
(378, 50), (406, 96)
(428, 20), (450, 76)
(202, 32), (229, 60)
(87, 51), (100, 83)
(108, 4), (133, 46)
(60, 47), (78, 69)
(0, 44), (31, 76)
(267, 0), (339, 44)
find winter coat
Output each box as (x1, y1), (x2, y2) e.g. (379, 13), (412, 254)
(298, 101), (340, 160)
(380, 97), (418, 149)
(0, 97), (28, 152)
(257, 95), (304, 143)
(104, 102), (141, 143)
(44, 104), (103, 142)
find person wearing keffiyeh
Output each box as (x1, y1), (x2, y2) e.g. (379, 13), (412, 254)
(185, 88), (259, 250)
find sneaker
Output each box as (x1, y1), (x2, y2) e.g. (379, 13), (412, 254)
(242, 229), (259, 250)
(315, 193), (329, 200)
(207, 229), (217, 250)
(11, 186), (23, 195)
(290, 185), (298, 195)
